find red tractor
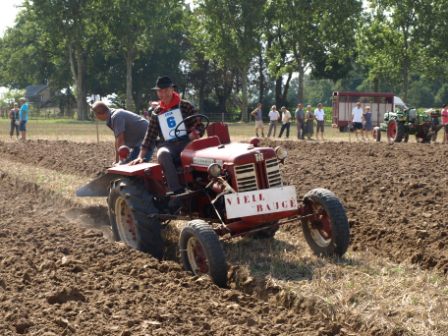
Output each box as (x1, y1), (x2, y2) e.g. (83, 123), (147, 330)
(77, 116), (350, 287)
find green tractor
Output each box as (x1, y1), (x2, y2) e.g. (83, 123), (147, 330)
(373, 107), (439, 143)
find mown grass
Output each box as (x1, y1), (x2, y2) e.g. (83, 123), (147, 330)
(0, 117), (385, 143)
(1, 117), (446, 143)
(224, 229), (448, 335)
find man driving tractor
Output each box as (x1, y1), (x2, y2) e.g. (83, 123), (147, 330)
(130, 76), (204, 200)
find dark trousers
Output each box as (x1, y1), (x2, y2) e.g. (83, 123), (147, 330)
(156, 139), (189, 192)
(10, 120), (19, 137)
(278, 122), (291, 138)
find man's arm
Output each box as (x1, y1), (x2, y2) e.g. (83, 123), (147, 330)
(182, 101), (206, 139)
(129, 113), (158, 165)
(115, 133), (125, 163)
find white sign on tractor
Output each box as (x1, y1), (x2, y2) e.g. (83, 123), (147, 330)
(224, 186), (298, 219)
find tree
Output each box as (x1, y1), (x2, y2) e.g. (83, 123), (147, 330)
(30, 0), (97, 120)
(195, 0), (266, 121)
(264, 0), (361, 105)
(0, 8), (71, 90)
(358, 0), (431, 101)
(100, 0), (156, 111)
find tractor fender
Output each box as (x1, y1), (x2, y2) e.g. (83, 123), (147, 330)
(76, 163), (163, 197)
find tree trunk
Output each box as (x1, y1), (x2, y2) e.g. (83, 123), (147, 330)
(258, 46), (265, 103)
(240, 64), (249, 122)
(275, 76), (282, 108)
(125, 49), (136, 112)
(198, 79), (205, 114)
(298, 62), (305, 103)
(69, 44), (88, 120)
(402, 54), (409, 102)
(76, 50), (88, 120)
(281, 71), (292, 106)
(214, 70), (234, 120)
(401, 26), (410, 102)
(373, 76), (379, 92)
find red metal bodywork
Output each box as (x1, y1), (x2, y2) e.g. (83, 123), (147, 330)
(206, 122), (231, 144)
(106, 124), (301, 237)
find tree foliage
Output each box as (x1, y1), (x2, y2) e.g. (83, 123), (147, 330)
(0, 0), (447, 120)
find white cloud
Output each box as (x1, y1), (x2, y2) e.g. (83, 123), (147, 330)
(0, 0), (24, 37)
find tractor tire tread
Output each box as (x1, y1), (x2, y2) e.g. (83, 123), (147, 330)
(303, 188), (350, 257)
(179, 219), (227, 288)
(108, 177), (163, 259)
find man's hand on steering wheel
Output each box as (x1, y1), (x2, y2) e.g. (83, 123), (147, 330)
(188, 129), (201, 140)
(174, 114), (209, 140)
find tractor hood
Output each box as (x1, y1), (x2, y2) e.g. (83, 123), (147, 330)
(181, 140), (277, 168)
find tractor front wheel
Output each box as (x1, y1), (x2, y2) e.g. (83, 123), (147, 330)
(179, 220), (227, 287)
(108, 178), (163, 259)
(301, 188), (350, 257)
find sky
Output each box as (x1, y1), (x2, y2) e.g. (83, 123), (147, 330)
(0, 0), (23, 37)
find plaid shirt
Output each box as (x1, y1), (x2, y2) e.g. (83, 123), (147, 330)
(141, 100), (203, 150)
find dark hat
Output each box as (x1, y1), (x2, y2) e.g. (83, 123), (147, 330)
(152, 76), (174, 90)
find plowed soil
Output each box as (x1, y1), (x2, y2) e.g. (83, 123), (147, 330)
(0, 139), (447, 335)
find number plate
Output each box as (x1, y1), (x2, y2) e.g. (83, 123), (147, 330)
(224, 186), (297, 219)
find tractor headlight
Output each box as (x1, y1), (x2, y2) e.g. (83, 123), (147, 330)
(208, 163), (222, 177)
(275, 146), (288, 161)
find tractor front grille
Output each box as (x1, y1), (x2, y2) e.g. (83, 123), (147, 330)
(234, 163), (258, 191)
(233, 158), (283, 192)
(265, 158), (283, 187)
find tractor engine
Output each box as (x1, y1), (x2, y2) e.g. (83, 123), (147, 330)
(180, 128), (288, 221)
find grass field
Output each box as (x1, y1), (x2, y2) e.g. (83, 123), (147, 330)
(0, 118), (394, 143)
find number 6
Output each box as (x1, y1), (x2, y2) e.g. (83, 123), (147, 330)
(167, 116), (176, 128)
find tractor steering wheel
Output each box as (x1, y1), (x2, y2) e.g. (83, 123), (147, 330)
(174, 114), (209, 140)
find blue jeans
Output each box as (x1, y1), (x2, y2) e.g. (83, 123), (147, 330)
(19, 120), (27, 131)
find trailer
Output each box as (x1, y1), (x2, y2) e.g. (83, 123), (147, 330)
(332, 91), (394, 131)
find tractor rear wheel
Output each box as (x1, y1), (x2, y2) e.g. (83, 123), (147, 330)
(301, 188), (349, 257)
(108, 178), (163, 259)
(179, 220), (227, 287)
(387, 120), (405, 143)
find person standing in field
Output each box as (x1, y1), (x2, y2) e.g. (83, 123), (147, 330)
(295, 103), (305, 139)
(304, 104), (314, 140)
(278, 106), (292, 138)
(352, 101), (364, 141)
(441, 104), (448, 144)
(314, 103), (325, 141)
(92, 101), (153, 164)
(18, 97), (29, 141)
(363, 105), (373, 141)
(250, 102), (265, 137)
(267, 105), (280, 137)
(9, 102), (20, 140)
